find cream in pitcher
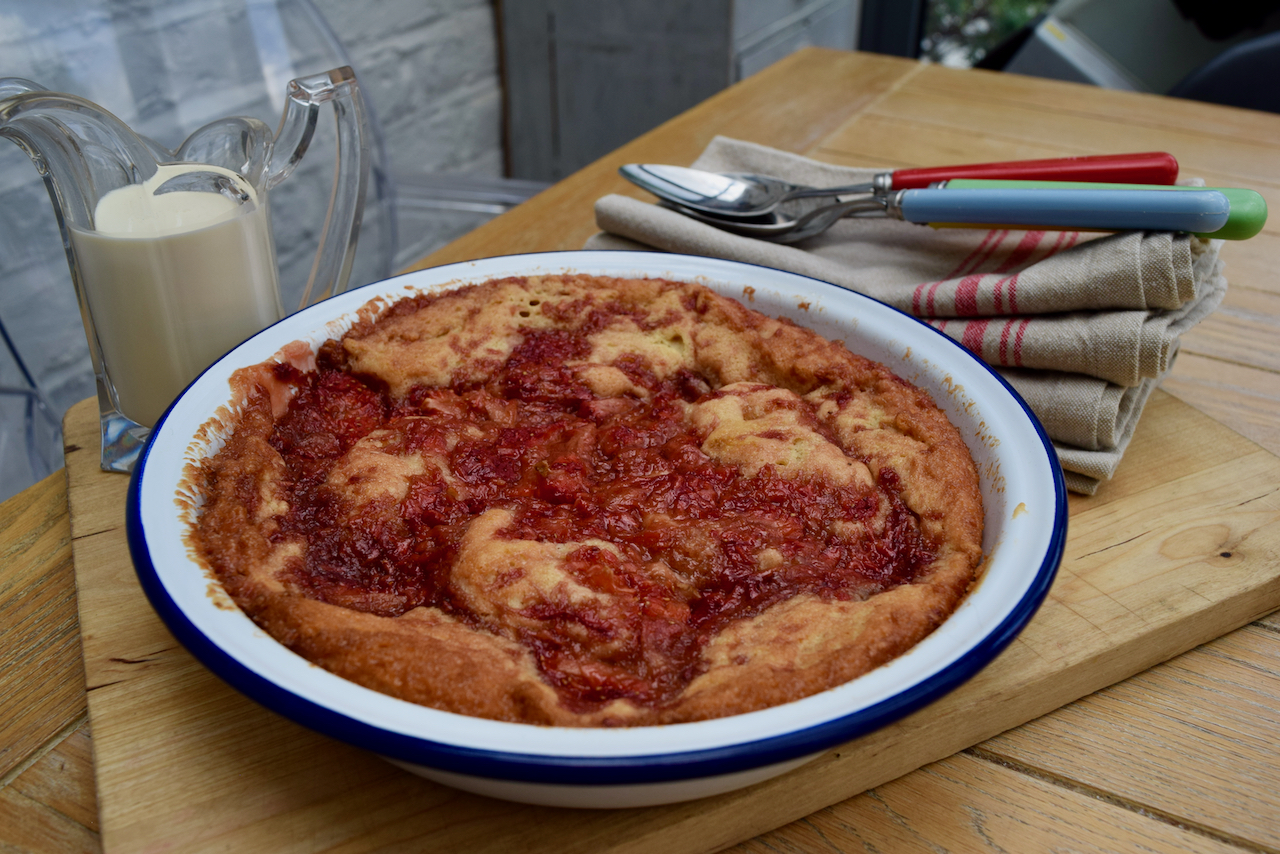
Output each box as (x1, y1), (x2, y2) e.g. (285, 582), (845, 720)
(69, 164), (283, 427)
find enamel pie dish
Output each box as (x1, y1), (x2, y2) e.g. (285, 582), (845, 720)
(126, 251), (1066, 808)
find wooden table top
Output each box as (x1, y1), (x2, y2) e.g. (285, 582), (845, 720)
(3, 48), (1278, 852)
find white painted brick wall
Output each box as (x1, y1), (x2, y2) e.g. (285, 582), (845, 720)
(0, 0), (505, 501)
(327, 0), (505, 172)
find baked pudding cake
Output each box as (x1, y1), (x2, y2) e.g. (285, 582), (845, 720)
(190, 274), (984, 726)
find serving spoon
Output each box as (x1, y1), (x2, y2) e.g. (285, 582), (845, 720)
(661, 187), (1231, 244)
(621, 153), (1180, 219)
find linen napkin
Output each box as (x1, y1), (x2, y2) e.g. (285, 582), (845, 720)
(585, 137), (1228, 494)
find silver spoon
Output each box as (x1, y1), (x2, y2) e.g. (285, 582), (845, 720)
(625, 164), (879, 218)
(660, 194), (892, 243)
(621, 153), (1188, 219)
(663, 184), (1235, 244)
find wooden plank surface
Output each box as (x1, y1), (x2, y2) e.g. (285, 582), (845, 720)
(733, 753), (1255, 854)
(0, 470), (84, 780)
(733, 621), (1280, 854)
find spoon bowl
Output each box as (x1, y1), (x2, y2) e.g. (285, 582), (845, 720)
(623, 164), (870, 218)
(659, 195), (888, 242)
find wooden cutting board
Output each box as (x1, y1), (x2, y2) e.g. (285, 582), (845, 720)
(65, 390), (1280, 853)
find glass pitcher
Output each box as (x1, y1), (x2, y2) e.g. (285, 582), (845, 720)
(0, 66), (369, 472)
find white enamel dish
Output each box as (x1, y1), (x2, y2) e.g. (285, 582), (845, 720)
(127, 251), (1066, 809)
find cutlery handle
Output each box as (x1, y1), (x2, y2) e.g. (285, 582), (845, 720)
(890, 152), (1179, 190)
(943, 179), (1267, 240)
(896, 188), (1230, 233)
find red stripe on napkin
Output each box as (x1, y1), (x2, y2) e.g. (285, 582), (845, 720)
(1006, 232), (1076, 314)
(961, 319), (989, 354)
(999, 318), (1016, 363)
(957, 232), (1036, 316)
(914, 228), (1005, 316)
(993, 274), (1010, 314)
(955, 277), (981, 316)
(1013, 318), (1032, 366)
(998, 230), (1046, 273)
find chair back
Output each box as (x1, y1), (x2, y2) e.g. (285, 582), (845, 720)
(1168, 30), (1280, 113)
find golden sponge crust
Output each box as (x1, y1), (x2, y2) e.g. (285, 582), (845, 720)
(191, 274), (984, 726)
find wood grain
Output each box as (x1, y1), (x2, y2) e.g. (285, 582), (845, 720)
(911, 65), (1280, 155)
(859, 89), (1280, 184)
(730, 751), (1253, 854)
(0, 721), (98, 854)
(982, 625), (1280, 848)
(7, 721), (99, 834)
(1161, 353), (1280, 456)
(0, 786), (99, 854)
(0, 470), (85, 782)
(1182, 288), (1280, 374)
(1207, 234), (1280, 297)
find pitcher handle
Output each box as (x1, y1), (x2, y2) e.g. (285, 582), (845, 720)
(269, 66), (370, 311)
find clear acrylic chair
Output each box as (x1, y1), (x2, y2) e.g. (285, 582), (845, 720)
(0, 319), (62, 497)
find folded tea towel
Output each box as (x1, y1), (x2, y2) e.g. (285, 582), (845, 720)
(585, 137), (1228, 493)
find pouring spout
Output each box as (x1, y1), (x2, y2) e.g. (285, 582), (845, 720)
(0, 79), (162, 231)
